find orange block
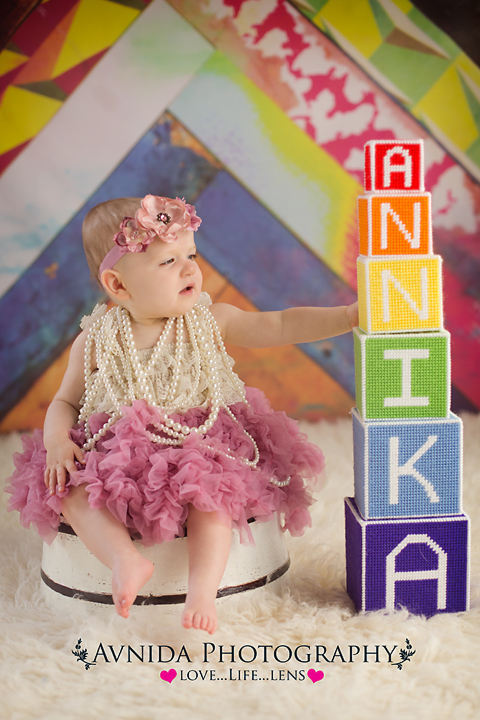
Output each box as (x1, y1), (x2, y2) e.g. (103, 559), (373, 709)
(358, 193), (432, 257)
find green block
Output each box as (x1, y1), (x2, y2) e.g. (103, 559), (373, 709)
(354, 328), (450, 420)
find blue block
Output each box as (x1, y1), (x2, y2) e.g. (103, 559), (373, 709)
(345, 498), (470, 617)
(352, 409), (463, 519)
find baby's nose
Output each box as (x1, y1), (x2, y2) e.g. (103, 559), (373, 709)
(182, 259), (195, 274)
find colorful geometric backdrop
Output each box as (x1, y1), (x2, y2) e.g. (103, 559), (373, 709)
(1, 0), (479, 432)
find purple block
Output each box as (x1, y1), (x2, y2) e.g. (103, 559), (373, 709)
(345, 498), (470, 617)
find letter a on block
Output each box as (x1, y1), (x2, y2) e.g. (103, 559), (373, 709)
(384, 147), (413, 188)
(364, 140), (424, 192)
(385, 534), (447, 611)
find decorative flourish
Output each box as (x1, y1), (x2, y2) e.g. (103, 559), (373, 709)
(391, 638), (415, 670)
(72, 638), (96, 670)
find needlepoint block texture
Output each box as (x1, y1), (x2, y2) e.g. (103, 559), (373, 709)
(358, 193), (432, 257)
(352, 409), (463, 519)
(364, 140), (424, 193)
(354, 328), (450, 420)
(357, 255), (443, 334)
(345, 498), (470, 617)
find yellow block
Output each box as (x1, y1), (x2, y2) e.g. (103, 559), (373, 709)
(413, 64), (478, 152)
(0, 86), (62, 154)
(314, 0), (383, 58)
(53, 0), (140, 77)
(357, 255), (443, 333)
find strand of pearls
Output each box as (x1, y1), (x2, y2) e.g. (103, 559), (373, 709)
(79, 313), (122, 449)
(78, 301), (290, 484)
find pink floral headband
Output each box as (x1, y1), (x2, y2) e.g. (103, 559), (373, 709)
(98, 195), (201, 279)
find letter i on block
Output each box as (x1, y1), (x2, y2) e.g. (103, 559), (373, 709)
(345, 498), (470, 616)
(354, 328), (450, 420)
(364, 140), (424, 193)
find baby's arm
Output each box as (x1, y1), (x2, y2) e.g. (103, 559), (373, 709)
(43, 330), (89, 496)
(211, 301), (358, 348)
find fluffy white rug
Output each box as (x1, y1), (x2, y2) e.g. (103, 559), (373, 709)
(1, 415), (480, 720)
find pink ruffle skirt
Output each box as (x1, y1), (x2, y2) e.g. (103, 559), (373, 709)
(5, 388), (325, 546)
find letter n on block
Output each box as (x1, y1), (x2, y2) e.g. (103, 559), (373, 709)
(354, 328), (450, 420)
(345, 498), (470, 616)
(357, 256), (443, 333)
(364, 140), (424, 193)
(352, 409), (462, 519)
(358, 194), (432, 256)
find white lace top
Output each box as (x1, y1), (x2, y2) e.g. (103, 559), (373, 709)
(80, 293), (245, 416)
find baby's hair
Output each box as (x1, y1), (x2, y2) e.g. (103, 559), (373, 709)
(83, 197), (142, 286)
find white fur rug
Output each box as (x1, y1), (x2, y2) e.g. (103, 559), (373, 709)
(1, 415), (480, 720)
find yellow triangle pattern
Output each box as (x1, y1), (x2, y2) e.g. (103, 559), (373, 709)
(0, 49), (29, 77)
(314, 0), (383, 58)
(456, 54), (480, 92)
(0, 86), (62, 154)
(413, 63), (478, 151)
(52, 0), (140, 78)
(305, 0), (480, 178)
(390, 0), (413, 11)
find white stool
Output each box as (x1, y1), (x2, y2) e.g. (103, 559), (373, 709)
(41, 516), (290, 615)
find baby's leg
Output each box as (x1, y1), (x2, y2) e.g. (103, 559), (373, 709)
(61, 485), (153, 618)
(182, 505), (232, 634)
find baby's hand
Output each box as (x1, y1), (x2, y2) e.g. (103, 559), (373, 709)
(347, 301), (359, 329)
(44, 438), (85, 496)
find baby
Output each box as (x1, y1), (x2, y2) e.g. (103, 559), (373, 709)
(7, 195), (358, 634)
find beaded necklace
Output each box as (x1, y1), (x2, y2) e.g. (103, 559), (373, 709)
(78, 302), (288, 479)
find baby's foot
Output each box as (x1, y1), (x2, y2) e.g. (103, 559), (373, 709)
(182, 590), (218, 634)
(111, 554), (154, 618)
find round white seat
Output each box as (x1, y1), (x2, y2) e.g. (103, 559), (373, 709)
(41, 515), (290, 615)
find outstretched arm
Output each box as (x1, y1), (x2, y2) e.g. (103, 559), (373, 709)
(211, 301), (358, 349)
(43, 330), (90, 495)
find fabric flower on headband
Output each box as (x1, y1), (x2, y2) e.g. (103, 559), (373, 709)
(113, 217), (156, 253)
(99, 195), (202, 279)
(135, 195), (202, 242)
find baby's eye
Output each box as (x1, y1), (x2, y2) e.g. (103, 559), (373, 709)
(161, 258), (175, 266)
(189, 253), (198, 261)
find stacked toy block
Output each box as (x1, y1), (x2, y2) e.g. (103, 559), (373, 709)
(345, 140), (470, 617)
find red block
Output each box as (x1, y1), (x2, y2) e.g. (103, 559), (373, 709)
(364, 140), (424, 193)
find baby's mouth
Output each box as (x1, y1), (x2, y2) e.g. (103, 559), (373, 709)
(180, 284), (194, 294)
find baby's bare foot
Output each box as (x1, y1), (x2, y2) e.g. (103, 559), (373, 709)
(182, 591), (218, 634)
(111, 554), (154, 618)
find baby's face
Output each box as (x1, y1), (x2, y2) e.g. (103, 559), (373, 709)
(116, 229), (202, 323)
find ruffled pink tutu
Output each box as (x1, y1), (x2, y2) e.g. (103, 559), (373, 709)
(5, 388), (324, 546)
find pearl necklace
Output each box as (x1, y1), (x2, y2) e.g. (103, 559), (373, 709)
(78, 302), (278, 476)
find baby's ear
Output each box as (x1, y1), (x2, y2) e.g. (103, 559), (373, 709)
(100, 269), (130, 301)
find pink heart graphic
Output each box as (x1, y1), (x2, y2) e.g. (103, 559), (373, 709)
(160, 669), (177, 684)
(307, 669), (324, 684)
